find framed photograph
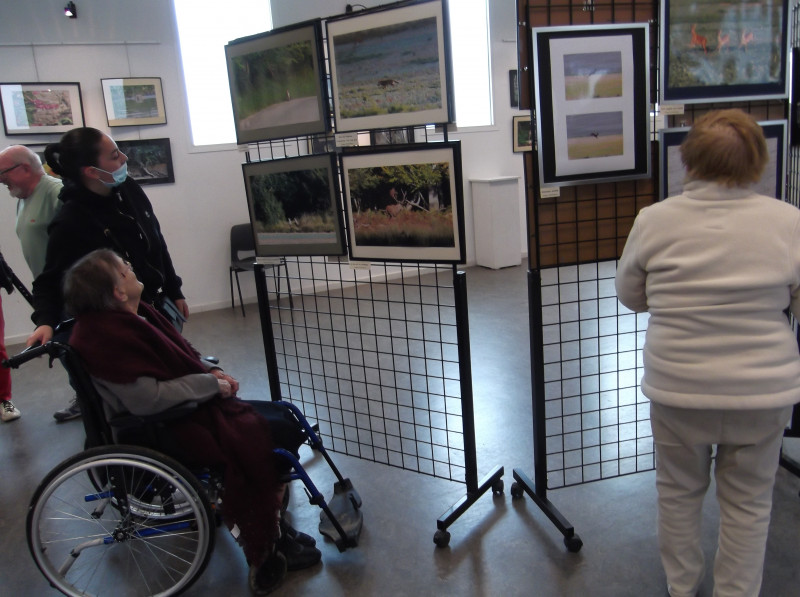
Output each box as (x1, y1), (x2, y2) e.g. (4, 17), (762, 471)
(513, 115), (533, 153)
(326, 0), (454, 133)
(532, 23), (651, 187)
(243, 153), (345, 257)
(660, 0), (789, 104)
(101, 78), (166, 127)
(0, 82), (84, 135)
(660, 120), (787, 200)
(116, 138), (175, 185)
(340, 141), (465, 264)
(226, 20), (329, 144)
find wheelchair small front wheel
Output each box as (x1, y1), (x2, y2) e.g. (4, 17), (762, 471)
(27, 445), (215, 597)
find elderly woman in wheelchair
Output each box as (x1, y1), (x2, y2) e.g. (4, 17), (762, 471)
(58, 248), (318, 595)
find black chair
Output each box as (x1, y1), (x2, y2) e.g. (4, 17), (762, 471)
(229, 223), (292, 316)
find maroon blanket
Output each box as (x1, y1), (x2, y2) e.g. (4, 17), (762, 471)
(71, 303), (280, 565)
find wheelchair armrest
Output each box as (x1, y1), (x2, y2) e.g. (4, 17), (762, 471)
(108, 401), (199, 429)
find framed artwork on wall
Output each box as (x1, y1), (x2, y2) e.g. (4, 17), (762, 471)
(532, 23), (651, 187)
(226, 20), (329, 144)
(513, 115), (533, 152)
(0, 82), (84, 135)
(660, 120), (787, 201)
(101, 78), (167, 127)
(242, 153), (345, 257)
(116, 138), (175, 185)
(326, 0), (454, 133)
(660, 0), (789, 104)
(340, 141), (465, 264)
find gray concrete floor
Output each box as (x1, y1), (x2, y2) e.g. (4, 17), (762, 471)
(1, 263), (798, 596)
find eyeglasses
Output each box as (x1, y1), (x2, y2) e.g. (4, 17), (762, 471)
(0, 164), (22, 177)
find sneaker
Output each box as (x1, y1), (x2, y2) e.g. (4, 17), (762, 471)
(53, 396), (81, 422)
(280, 518), (316, 547)
(248, 552), (286, 595)
(277, 530), (321, 571)
(1, 400), (21, 422)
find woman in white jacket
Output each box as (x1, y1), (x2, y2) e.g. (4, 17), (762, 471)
(616, 109), (800, 597)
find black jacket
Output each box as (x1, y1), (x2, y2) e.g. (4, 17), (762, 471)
(31, 177), (183, 328)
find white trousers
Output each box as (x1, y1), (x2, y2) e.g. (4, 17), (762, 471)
(649, 402), (792, 597)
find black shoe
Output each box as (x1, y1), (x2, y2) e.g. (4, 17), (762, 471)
(277, 531), (321, 571)
(280, 518), (316, 547)
(249, 552), (286, 595)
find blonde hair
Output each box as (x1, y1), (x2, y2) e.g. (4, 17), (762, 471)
(679, 109), (768, 188)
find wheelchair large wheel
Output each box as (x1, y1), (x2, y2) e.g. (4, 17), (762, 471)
(27, 445), (215, 597)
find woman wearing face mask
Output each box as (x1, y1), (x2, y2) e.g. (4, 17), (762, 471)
(28, 127), (188, 352)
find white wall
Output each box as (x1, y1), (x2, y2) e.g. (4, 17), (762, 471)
(1, 0), (528, 344)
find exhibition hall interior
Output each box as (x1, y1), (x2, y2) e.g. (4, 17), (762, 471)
(0, 1), (798, 596)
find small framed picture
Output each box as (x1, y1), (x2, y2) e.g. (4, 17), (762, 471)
(101, 77), (167, 127)
(0, 82), (84, 135)
(513, 115), (533, 152)
(115, 138), (175, 185)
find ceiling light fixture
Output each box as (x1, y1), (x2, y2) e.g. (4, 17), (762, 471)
(64, 2), (77, 18)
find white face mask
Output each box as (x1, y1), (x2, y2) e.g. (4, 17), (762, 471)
(93, 162), (128, 187)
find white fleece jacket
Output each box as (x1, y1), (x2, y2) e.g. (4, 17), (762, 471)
(615, 180), (800, 409)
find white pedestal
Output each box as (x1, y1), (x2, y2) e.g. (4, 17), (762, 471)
(471, 177), (522, 269)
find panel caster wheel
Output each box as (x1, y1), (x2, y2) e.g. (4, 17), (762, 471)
(564, 534), (583, 553)
(433, 529), (451, 548)
(492, 479), (504, 494)
(510, 482), (524, 499)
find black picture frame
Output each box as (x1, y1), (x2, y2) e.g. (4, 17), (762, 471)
(340, 141), (465, 264)
(225, 19), (330, 144)
(326, 0), (455, 133)
(660, 0), (789, 104)
(116, 138), (175, 185)
(0, 82), (84, 136)
(513, 115), (533, 153)
(660, 120), (787, 200)
(242, 153), (345, 257)
(532, 23), (651, 187)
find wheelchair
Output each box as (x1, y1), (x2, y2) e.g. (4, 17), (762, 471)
(3, 332), (363, 597)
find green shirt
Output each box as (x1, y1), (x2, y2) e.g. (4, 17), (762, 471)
(15, 174), (63, 278)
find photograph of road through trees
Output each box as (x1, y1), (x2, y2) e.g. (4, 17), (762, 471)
(666, 0), (785, 91)
(331, 16), (442, 120)
(566, 111), (623, 160)
(111, 84), (159, 119)
(245, 158), (342, 256)
(346, 160), (454, 250)
(563, 51), (622, 100)
(229, 40), (321, 132)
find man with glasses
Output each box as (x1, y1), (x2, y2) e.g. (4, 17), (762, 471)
(0, 146), (63, 280)
(0, 145), (64, 422)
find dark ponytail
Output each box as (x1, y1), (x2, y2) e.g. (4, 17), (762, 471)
(44, 127), (105, 184)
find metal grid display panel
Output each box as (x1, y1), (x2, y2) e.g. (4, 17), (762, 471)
(540, 260), (653, 489)
(264, 259), (466, 482)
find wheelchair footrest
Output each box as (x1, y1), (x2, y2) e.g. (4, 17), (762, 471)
(318, 478), (363, 549)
